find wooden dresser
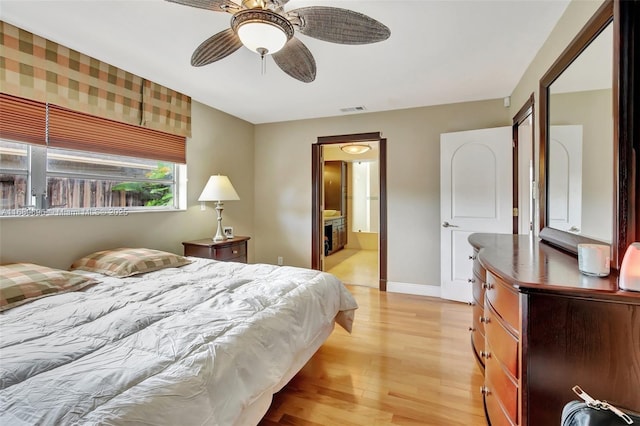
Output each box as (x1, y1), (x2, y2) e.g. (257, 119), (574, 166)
(468, 233), (640, 426)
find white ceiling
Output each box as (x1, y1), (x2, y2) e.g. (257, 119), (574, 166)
(1, 0), (570, 124)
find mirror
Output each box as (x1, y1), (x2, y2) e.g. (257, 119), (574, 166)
(540, 0), (638, 270)
(547, 22), (613, 242)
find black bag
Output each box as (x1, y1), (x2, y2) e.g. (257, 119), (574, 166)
(561, 386), (640, 425)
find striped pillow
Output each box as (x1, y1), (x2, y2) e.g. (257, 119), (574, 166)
(0, 263), (98, 312)
(70, 248), (191, 278)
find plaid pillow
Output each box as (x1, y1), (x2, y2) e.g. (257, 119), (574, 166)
(0, 263), (98, 312)
(70, 248), (191, 278)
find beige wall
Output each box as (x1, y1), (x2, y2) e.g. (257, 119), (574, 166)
(509, 0), (606, 232)
(0, 0), (606, 295)
(254, 100), (510, 289)
(252, 0), (606, 292)
(0, 101), (255, 269)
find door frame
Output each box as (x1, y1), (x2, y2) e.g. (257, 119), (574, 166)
(512, 93), (535, 234)
(311, 132), (388, 291)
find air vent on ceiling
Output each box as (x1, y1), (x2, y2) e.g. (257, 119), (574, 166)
(339, 106), (367, 113)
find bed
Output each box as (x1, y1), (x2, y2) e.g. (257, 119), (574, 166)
(0, 249), (358, 425)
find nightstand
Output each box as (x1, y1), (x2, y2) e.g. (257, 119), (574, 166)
(182, 236), (250, 263)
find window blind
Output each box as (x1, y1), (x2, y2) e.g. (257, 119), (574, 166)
(2, 21), (191, 138)
(48, 104), (186, 164)
(0, 93), (47, 145)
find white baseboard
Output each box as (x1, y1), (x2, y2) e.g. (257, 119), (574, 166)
(386, 281), (441, 298)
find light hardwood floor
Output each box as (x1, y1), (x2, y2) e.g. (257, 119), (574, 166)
(260, 285), (486, 425)
(325, 249), (378, 288)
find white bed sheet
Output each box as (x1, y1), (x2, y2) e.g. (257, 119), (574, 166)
(0, 258), (357, 425)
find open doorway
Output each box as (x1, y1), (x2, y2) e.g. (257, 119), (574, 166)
(323, 144), (379, 287)
(311, 132), (387, 291)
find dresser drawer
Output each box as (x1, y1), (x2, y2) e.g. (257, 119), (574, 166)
(472, 277), (485, 307)
(473, 255), (486, 280)
(486, 273), (519, 334)
(472, 321), (486, 366)
(485, 302), (518, 378)
(485, 349), (518, 425)
(484, 384), (516, 426)
(473, 302), (486, 336)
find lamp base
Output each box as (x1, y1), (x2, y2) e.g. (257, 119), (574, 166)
(619, 242), (640, 292)
(212, 201), (227, 242)
(620, 280), (640, 292)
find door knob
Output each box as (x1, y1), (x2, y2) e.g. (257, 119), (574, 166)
(442, 221), (459, 228)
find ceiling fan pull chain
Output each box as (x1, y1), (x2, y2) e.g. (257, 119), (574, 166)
(258, 47), (268, 75)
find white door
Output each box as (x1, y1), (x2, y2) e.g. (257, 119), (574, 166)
(440, 127), (512, 303)
(548, 125), (583, 233)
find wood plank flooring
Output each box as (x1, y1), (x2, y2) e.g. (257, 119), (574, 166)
(260, 285), (486, 425)
(325, 249), (378, 288)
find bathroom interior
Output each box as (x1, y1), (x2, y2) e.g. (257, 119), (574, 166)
(322, 142), (379, 288)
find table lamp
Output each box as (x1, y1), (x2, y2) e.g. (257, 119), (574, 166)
(198, 175), (240, 241)
(619, 242), (640, 292)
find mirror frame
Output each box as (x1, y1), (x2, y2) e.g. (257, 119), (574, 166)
(539, 0), (637, 270)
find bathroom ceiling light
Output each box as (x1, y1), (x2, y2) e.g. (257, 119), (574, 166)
(340, 144), (371, 155)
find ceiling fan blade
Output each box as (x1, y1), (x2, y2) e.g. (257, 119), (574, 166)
(165, 0), (241, 14)
(191, 28), (243, 66)
(272, 37), (316, 83)
(287, 7), (390, 45)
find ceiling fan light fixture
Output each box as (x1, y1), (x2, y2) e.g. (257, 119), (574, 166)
(340, 144), (371, 155)
(232, 9), (294, 55)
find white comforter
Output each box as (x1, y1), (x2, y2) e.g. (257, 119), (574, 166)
(0, 259), (357, 425)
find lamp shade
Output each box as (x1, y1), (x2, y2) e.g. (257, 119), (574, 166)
(198, 175), (240, 202)
(237, 21), (287, 54)
(619, 242), (640, 292)
(231, 9), (293, 56)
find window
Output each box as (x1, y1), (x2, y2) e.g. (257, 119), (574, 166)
(0, 141), (28, 209)
(0, 93), (186, 217)
(0, 140), (183, 215)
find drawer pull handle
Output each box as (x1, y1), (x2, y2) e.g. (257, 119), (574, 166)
(467, 301), (475, 306)
(468, 278), (476, 283)
(482, 282), (493, 290)
(468, 255), (477, 260)
(480, 351), (491, 359)
(480, 386), (491, 396)
(468, 326), (476, 332)
(232, 250), (238, 254)
(479, 316), (490, 324)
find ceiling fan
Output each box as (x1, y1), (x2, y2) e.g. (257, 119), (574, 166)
(167, 0), (390, 83)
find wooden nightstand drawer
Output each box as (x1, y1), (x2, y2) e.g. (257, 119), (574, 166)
(182, 237), (250, 263)
(215, 243), (246, 261)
